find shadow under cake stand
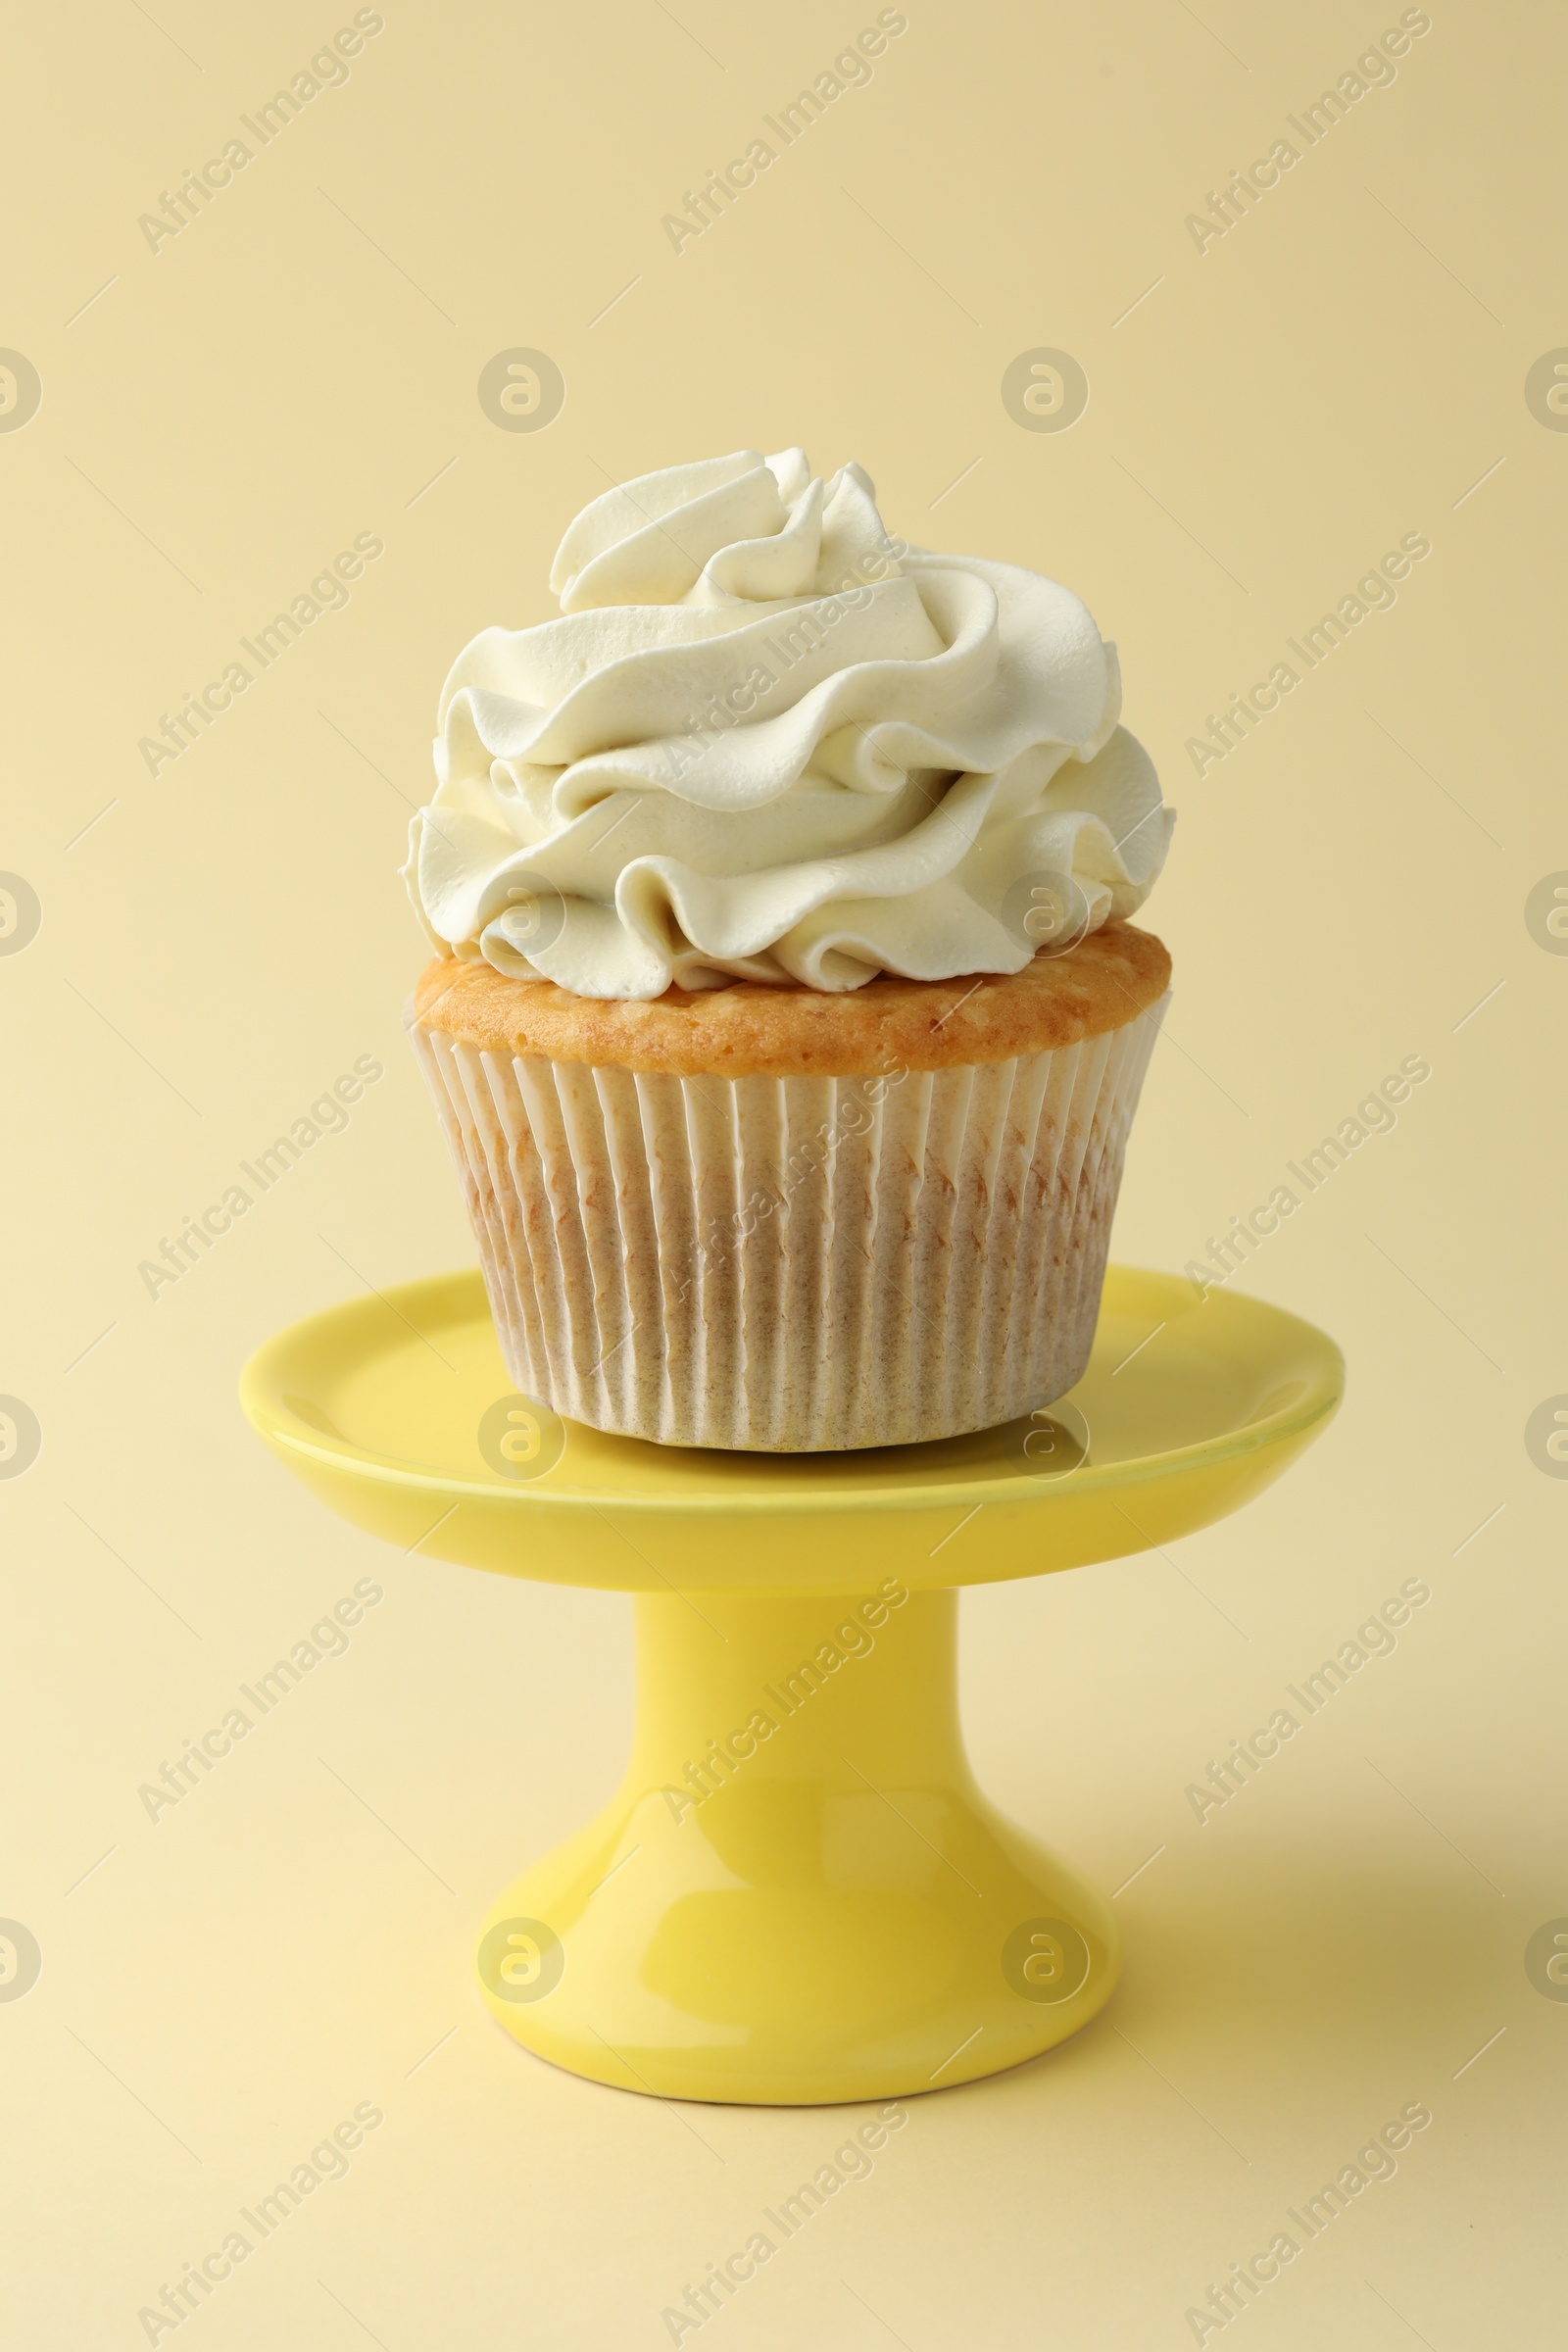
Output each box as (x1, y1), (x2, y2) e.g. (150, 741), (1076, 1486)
(241, 1265), (1342, 2106)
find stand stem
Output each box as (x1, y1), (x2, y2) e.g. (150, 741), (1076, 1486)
(477, 1583), (1120, 2102)
(628, 1587), (974, 1809)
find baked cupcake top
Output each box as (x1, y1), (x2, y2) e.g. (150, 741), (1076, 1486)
(412, 920), (1170, 1077)
(403, 449), (1173, 1002)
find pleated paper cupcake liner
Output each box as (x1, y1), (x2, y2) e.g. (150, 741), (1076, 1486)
(411, 996), (1166, 1451)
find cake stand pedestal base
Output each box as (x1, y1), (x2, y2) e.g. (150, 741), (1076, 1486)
(480, 1590), (1114, 2103)
(241, 1266), (1343, 2106)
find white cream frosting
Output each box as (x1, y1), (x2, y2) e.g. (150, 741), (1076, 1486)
(404, 448), (1173, 998)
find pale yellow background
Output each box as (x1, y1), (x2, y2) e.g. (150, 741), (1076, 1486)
(3, 1), (1564, 2345)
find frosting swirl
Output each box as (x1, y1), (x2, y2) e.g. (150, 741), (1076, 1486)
(404, 447), (1173, 998)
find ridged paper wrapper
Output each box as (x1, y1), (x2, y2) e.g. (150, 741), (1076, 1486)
(411, 996), (1166, 1451)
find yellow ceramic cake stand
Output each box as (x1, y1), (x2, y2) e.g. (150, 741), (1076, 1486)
(241, 1266), (1341, 2106)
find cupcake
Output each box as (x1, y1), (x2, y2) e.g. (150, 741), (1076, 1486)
(404, 447), (1172, 1450)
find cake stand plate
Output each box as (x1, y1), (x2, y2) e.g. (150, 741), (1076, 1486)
(241, 1267), (1342, 2105)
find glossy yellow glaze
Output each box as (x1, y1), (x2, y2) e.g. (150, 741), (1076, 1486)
(240, 1267), (1343, 1594)
(241, 1267), (1342, 2101)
